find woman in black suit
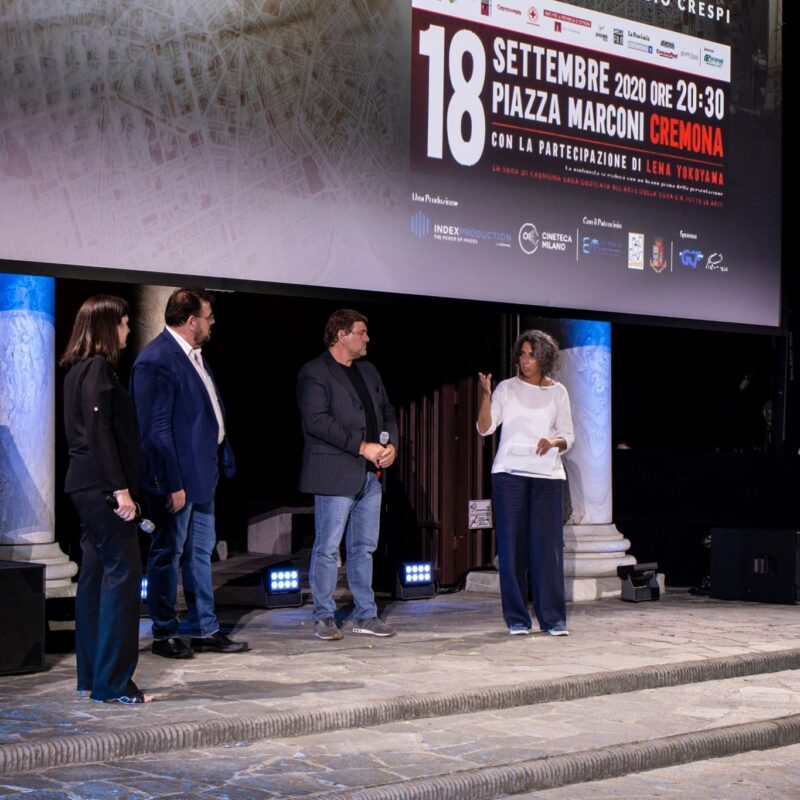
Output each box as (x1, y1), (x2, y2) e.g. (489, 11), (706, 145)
(61, 295), (150, 704)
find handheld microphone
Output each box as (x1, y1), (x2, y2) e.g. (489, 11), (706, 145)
(105, 495), (156, 534)
(376, 431), (391, 478)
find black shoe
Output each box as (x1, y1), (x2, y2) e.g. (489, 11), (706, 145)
(91, 681), (150, 705)
(190, 631), (249, 653)
(94, 690), (148, 705)
(151, 637), (194, 659)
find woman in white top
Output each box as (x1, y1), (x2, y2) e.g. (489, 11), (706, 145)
(477, 330), (574, 636)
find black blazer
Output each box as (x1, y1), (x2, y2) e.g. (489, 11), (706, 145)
(297, 351), (398, 496)
(63, 355), (141, 494)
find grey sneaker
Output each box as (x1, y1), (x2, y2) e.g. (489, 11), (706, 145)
(352, 617), (396, 637)
(314, 618), (343, 640)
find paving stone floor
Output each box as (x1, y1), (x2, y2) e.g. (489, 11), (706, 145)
(2, 592), (799, 745)
(1, 587), (799, 797)
(1, 671), (799, 797)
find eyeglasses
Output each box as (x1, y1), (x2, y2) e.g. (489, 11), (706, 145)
(195, 313), (215, 322)
(347, 328), (368, 338)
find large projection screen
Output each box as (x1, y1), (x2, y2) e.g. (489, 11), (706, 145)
(0, 1), (782, 327)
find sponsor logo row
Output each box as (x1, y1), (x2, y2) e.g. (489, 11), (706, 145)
(422, 0), (729, 79)
(410, 211), (726, 273)
(625, 232), (725, 273)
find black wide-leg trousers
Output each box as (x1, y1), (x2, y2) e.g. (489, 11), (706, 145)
(70, 489), (142, 701)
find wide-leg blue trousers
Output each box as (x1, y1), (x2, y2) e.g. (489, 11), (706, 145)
(492, 472), (567, 632)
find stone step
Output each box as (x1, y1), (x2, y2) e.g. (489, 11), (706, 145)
(524, 743), (800, 799)
(11, 670), (800, 798)
(311, 713), (800, 800)
(2, 647), (799, 777)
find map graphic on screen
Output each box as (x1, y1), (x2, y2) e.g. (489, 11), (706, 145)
(0, 0), (782, 327)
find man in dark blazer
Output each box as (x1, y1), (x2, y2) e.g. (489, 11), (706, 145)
(297, 309), (399, 640)
(131, 287), (248, 658)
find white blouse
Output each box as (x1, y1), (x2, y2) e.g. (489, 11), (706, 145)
(478, 377), (574, 480)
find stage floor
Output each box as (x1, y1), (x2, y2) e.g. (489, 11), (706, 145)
(1, 564), (799, 798)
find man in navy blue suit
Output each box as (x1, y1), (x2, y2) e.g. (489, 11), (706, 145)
(297, 309), (398, 640)
(131, 287), (248, 658)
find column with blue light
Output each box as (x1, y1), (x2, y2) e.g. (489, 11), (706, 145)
(554, 319), (635, 600)
(0, 274), (77, 596)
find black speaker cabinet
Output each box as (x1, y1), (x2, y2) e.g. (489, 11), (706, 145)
(0, 560), (46, 675)
(710, 529), (800, 604)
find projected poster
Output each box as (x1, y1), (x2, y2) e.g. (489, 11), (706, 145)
(0, 1), (782, 326)
(406, 0), (779, 326)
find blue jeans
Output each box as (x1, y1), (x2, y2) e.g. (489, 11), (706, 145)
(310, 471), (382, 621)
(147, 495), (219, 639)
(493, 472), (567, 632)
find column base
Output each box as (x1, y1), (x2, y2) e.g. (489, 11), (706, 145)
(464, 570), (502, 595)
(564, 523), (636, 578)
(0, 539), (78, 598)
(45, 581), (78, 599)
(565, 576), (623, 601)
(465, 521), (640, 603)
(464, 571), (633, 603)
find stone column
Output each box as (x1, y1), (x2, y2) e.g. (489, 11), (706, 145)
(765, 0), (781, 112)
(555, 319), (635, 601)
(0, 274), (78, 597)
(133, 284), (175, 352)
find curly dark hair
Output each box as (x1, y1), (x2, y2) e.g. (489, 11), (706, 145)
(59, 295), (129, 369)
(512, 329), (560, 377)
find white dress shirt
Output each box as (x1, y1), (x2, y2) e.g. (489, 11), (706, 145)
(166, 326), (225, 445)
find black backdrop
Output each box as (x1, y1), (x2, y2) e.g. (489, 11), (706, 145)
(54, 277), (796, 585)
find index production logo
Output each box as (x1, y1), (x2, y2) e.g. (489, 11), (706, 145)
(519, 223), (540, 255)
(411, 212), (431, 239)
